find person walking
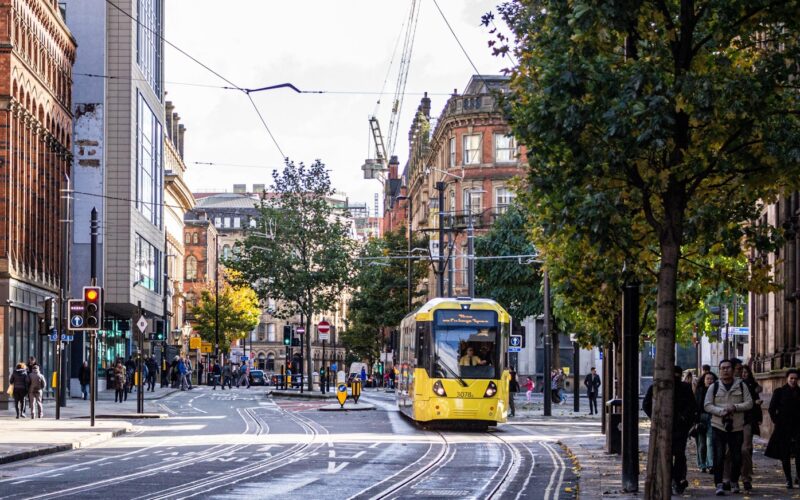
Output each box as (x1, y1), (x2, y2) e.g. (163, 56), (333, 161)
(557, 369), (567, 404)
(114, 360), (127, 403)
(238, 363), (250, 389)
(146, 356), (157, 392)
(178, 357), (189, 391)
(185, 358), (194, 390)
(79, 361), (91, 400)
(525, 377), (534, 403)
(765, 368), (800, 489)
(704, 359), (753, 495)
(198, 362), (205, 386)
(508, 368), (519, 417)
(584, 367), (601, 415)
(211, 361), (221, 390)
(125, 357), (136, 394)
(550, 370), (559, 404)
(695, 371), (717, 474)
(222, 362), (233, 390)
(9, 362), (28, 418)
(643, 366), (698, 494)
(26, 364), (46, 419)
(739, 365), (762, 492)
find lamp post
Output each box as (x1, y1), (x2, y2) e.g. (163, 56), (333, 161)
(214, 234), (220, 363)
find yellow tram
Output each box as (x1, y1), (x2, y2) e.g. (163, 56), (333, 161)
(395, 297), (511, 428)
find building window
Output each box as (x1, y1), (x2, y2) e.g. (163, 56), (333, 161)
(184, 232), (191, 244)
(494, 134), (516, 163)
(214, 217), (222, 228)
(136, 0), (162, 98)
(184, 292), (196, 310)
(495, 187), (515, 213)
(185, 256), (197, 280)
(257, 323), (266, 341)
(233, 217), (241, 229)
(449, 137), (456, 167)
(224, 217), (231, 228)
(222, 245), (232, 260)
(136, 93), (163, 227)
(463, 189), (482, 215)
(463, 134), (482, 165)
(448, 190), (455, 214)
(249, 219), (257, 228)
(192, 233), (199, 244)
(134, 234), (161, 292)
(267, 324), (276, 342)
(266, 353), (275, 371)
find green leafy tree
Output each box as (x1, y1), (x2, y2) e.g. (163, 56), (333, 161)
(345, 228), (428, 366)
(228, 159), (354, 391)
(190, 283), (260, 354)
(492, 1), (800, 496)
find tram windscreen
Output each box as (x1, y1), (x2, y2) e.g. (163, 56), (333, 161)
(433, 310), (499, 380)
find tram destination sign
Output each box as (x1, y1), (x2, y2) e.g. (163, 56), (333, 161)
(436, 310), (496, 326)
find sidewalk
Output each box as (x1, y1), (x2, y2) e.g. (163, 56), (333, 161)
(513, 401), (795, 498)
(0, 386), (178, 464)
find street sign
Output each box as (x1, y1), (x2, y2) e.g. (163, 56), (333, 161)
(725, 326), (750, 336)
(296, 327), (305, 334)
(337, 383), (348, 408)
(509, 335), (522, 348)
(318, 320), (331, 341)
(67, 300), (85, 331)
(189, 337), (201, 350)
(63, 335), (73, 342)
(241, 355), (248, 362)
(136, 316), (147, 334)
(201, 342), (212, 354)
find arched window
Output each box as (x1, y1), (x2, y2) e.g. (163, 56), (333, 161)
(185, 256), (198, 280)
(222, 244), (232, 260)
(184, 232), (191, 244)
(266, 353), (275, 371)
(192, 233), (199, 244)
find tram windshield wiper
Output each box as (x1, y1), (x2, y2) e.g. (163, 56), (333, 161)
(435, 356), (468, 387)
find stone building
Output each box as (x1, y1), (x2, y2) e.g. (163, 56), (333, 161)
(0, 0), (76, 408)
(404, 75), (526, 299)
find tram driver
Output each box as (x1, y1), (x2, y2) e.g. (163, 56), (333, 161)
(459, 346), (487, 366)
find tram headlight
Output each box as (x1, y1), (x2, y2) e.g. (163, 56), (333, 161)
(433, 380), (447, 397)
(483, 381), (498, 398)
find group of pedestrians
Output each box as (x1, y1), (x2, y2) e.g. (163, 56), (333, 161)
(644, 359), (800, 496)
(8, 357), (46, 419)
(209, 361), (251, 390)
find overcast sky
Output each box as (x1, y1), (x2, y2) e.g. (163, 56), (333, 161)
(164, 0), (508, 211)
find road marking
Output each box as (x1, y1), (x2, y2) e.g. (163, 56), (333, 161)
(327, 461), (348, 473)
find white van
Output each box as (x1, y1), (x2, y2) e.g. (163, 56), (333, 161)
(348, 362), (368, 385)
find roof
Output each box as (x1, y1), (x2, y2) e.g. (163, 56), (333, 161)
(193, 193), (260, 210)
(409, 297), (511, 323)
(463, 75), (510, 95)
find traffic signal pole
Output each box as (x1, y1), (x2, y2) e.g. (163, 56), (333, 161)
(89, 208), (98, 427)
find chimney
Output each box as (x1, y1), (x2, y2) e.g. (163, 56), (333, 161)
(178, 124), (186, 159)
(165, 101), (175, 142)
(233, 184), (247, 194)
(252, 183), (266, 194)
(388, 155), (399, 180)
(172, 113), (180, 146)
(421, 92), (431, 118)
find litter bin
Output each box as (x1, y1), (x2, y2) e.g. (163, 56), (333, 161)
(605, 398), (622, 454)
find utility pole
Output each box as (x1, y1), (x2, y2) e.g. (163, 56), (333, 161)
(163, 232), (169, 387)
(214, 234), (220, 363)
(436, 181), (445, 297)
(406, 198), (412, 310)
(621, 281), (640, 492)
(56, 176), (72, 419)
(137, 301), (144, 414)
(573, 339), (580, 413)
(543, 270), (552, 417)
(300, 313), (305, 394)
(89, 208), (98, 427)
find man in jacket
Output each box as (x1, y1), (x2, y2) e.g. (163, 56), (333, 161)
(78, 361), (91, 400)
(584, 367), (601, 415)
(178, 357), (188, 391)
(643, 365), (698, 494)
(10, 363), (29, 418)
(26, 365), (46, 418)
(705, 359), (753, 495)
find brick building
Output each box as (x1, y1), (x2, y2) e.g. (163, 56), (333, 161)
(403, 75), (526, 299)
(0, 0), (76, 409)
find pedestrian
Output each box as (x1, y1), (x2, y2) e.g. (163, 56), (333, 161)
(146, 356), (157, 392)
(765, 368), (800, 490)
(79, 361), (91, 400)
(704, 359), (753, 495)
(170, 356), (180, 388)
(178, 357), (189, 391)
(360, 366), (367, 384)
(211, 361), (221, 390)
(389, 368), (396, 389)
(222, 362), (233, 389)
(695, 371), (717, 474)
(114, 360), (127, 403)
(684, 370), (694, 386)
(738, 365), (762, 492)
(584, 367), (601, 415)
(508, 368), (519, 417)
(198, 362), (205, 386)
(557, 369), (567, 404)
(26, 364), (46, 419)
(125, 357), (136, 394)
(9, 362), (28, 418)
(643, 366), (698, 494)
(525, 376), (534, 403)
(238, 363), (250, 389)
(185, 357), (194, 390)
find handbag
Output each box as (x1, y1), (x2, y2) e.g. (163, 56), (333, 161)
(6, 384), (13, 396)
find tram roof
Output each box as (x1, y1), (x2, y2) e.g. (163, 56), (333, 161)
(410, 297), (511, 323)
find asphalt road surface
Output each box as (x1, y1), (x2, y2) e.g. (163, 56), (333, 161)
(0, 387), (577, 499)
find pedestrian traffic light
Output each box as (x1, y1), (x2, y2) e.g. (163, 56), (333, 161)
(83, 286), (103, 331)
(283, 325), (292, 345)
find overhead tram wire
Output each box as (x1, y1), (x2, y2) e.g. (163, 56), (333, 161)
(431, 0), (490, 89)
(104, 0), (286, 159)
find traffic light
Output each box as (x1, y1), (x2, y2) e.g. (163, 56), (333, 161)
(83, 286), (102, 331)
(38, 298), (54, 335)
(283, 325), (292, 345)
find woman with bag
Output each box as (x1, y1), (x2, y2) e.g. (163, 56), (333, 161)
(695, 371), (716, 473)
(114, 360), (127, 403)
(9, 362), (28, 418)
(766, 369), (800, 489)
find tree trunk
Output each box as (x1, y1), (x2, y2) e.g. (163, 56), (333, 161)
(644, 236), (680, 499)
(551, 329), (561, 369)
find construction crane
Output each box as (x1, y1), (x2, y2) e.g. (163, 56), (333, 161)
(362, 0), (421, 182)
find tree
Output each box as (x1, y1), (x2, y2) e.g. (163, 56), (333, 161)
(228, 159), (354, 391)
(492, 2), (800, 496)
(190, 283), (260, 354)
(346, 227), (428, 367)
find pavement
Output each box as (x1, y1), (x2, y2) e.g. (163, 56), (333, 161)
(508, 393), (795, 498)
(0, 386), (178, 465)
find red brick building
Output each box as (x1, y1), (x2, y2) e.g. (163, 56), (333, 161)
(0, 0), (76, 408)
(404, 76), (526, 298)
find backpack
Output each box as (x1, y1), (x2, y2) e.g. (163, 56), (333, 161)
(28, 372), (44, 392)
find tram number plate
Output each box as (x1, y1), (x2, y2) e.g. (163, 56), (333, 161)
(457, 391), (474, 399)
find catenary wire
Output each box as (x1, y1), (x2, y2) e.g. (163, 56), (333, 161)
(431, 0), (489, 88)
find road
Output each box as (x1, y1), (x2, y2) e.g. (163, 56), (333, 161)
(0, 387), (577, 499)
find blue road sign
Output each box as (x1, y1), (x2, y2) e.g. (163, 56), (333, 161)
(508, 347), (521, 353)
(70, 315), (84, 329)
(63, 335), (74, 342)
(49, 333), (57, 341)
(240, 355), (248, 362)
(509, 335), (522, 352)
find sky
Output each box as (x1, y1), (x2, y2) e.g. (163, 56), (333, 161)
(164, 0), (510, 211)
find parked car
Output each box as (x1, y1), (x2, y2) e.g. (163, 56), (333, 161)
(271, 374), (303, 388)
(249, 370), (266, 386)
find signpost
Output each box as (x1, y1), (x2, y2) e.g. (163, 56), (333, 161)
(509, 335), (522, 353)
(136, 311), (146, 414)
(317, 320), (330, 341)
(67, 300), (85, 331)
(337, 383), (348, 408)
(318, 321), (331, 394)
